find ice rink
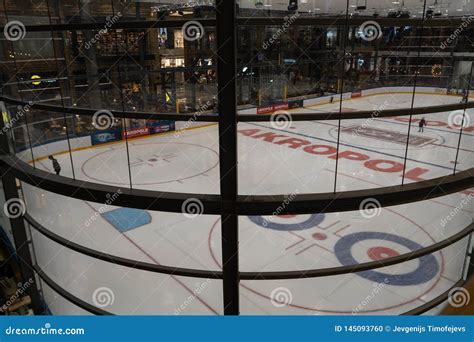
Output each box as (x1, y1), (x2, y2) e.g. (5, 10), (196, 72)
(23, 92), (474, 315)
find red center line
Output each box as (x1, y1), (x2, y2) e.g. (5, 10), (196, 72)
(40, 158), (219, 314)
(83, 201), (219, 315)
(118, 231), (220, 315)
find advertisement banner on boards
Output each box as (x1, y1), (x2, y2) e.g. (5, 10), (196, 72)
(91, 129), (122, 146)
(148, 120), (176, 134)
(257, 105), (274, 115)
(122, 127), (150, 139)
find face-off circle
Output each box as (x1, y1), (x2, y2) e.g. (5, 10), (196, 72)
(209, 208), (444, 313)
(82, 142), (219, 186)
(248, 214), (326, 231)
(334, 232), (439, 286)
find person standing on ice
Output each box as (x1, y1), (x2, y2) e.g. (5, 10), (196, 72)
(48, 155), (61, 175)
(418, 117), (427, 133)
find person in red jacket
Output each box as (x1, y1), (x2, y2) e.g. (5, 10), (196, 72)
(418, 117), (427, 133)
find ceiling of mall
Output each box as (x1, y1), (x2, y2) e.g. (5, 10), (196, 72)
(145, 0), (474, 16)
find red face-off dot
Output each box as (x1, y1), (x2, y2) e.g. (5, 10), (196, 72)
(312, 232), (327, 240)
(367, 246), (399, 261)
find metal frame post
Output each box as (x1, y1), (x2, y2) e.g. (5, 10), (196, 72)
(216, 0), (240, 315)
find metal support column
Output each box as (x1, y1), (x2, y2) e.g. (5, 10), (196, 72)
(216, 0), (240, 315)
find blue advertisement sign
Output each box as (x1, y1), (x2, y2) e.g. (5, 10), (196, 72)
(148, 120), (175, 134)
(90, 129), (122, 146)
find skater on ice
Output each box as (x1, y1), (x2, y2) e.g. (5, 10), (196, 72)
(418, 117), (427, 133)
(49, 155), (61, 175)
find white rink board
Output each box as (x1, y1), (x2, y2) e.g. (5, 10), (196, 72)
(23, 93), (474, 315)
